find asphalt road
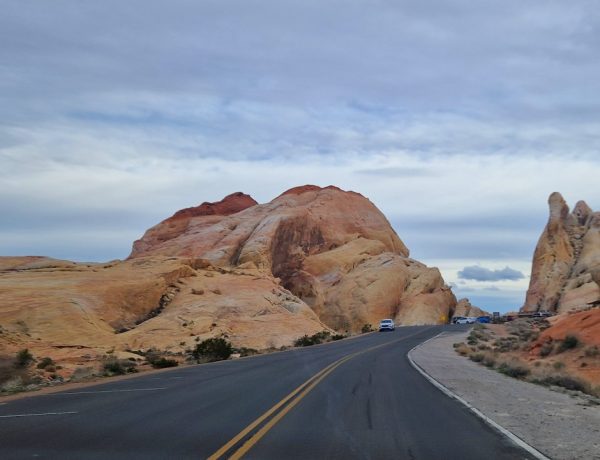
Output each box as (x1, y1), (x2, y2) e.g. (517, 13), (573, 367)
(0, 325), (535, 459)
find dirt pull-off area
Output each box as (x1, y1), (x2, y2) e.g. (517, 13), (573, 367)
(410, 330), (600, 460)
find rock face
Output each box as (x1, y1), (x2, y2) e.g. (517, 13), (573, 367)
(522, 193), (600, 313)
(129, 185), (456, 329)
(0, 185), (456, 374)
(452, 298), (488, 318)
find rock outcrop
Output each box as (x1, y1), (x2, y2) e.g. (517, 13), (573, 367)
(0, 185), (456, 374)
(129, 185), (455, 329)
(522, 193), (600, 313)
(452, 298), (488, 318)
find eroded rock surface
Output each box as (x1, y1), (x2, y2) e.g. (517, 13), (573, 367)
(129, 185), (455, 330)
(522, 192), (600, 313)
(452, 298), (488, 318)
(0, 186), (456, 376)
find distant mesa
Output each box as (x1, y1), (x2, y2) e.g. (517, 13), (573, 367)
(521, 192), (600, 314)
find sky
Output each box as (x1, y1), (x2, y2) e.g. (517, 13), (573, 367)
(1, 1), (599, 313)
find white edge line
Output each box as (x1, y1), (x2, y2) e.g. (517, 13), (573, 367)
(407, 332), (550, 460)
(0, 411), (78, 418)
(54, 387), (167, 395)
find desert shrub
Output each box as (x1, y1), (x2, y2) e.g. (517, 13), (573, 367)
(331, 333), (347, 341)
(192, 338), (233, 362)
(144, 350), (178, 368)
(294, 331), (331, 347)
(557, 335), (580, 353)
(584, 345), (599, 357)
(537, 375), (589, 393)
(14, 349), (33, 368)
(482, 354), (496, 368)
(36, 357), (54, 370)
(498, 362), (530, 379)
(454, 342), (471, 356)
(539, 340), (554, 357)
(361, 324), (373, 334)
(150, 357), (178, 369)
(494, 337), (519, 353)
(553, 361), (565, 370)
(469, 353), (484, 363)
(102, 358), (137, 376)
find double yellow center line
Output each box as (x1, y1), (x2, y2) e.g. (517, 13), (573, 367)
(208, 328), (432, 459)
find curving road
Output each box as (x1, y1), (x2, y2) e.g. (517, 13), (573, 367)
(0, 325), (534, 459)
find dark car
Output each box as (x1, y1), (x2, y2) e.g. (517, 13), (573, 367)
(476, 316), (491, 323)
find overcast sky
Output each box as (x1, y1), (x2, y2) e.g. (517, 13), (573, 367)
(2, 1), (599, 312)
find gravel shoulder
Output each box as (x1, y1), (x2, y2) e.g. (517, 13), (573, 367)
(409, 330), (600, 460)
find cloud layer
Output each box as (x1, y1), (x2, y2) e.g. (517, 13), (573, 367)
(2, 1), (600, 312)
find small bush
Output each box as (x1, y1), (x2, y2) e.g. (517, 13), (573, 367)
(557, 335), (580, 353)
(14, 349), (33, 368)
(498, 362), (530, 379)
(150, 358), (178, 369)
(294, 331), (331, 347)
(469, 353), (484, 363)
(102, 358), (137, 376)
(553, 361), (565, 370)
(454, 343), (471, 356)
(537, 375), (589, 393)
(331, 334), (347, 341)
(584, 345), (599, 357)
(192, 338), (233, 363)
(482, 355), (496, 368)
(36, 357), (54, 370)
(361, 324), (373, 334)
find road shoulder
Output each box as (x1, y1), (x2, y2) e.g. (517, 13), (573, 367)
(409, 330), (600, 460)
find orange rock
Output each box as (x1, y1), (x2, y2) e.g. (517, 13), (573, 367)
(522, 193), (600, 313)
(0, 185), (456, 372)
(452, 298), (489, 318)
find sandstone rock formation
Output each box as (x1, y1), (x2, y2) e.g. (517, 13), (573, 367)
(0, 185), (456, 376)
(522, 192), (600, 313)
(129, 185), (456, 329)
(452, 298), (488, 318)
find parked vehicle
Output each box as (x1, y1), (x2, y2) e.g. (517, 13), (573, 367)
(378, 319), (395, 331)
(452, 316), (466, 324)
(476, 316), (491, 323)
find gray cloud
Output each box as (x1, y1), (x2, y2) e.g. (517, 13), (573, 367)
(1, 0), (600, 314)
(458, 266), (526, 282)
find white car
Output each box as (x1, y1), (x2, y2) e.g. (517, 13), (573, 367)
(455, 317), (476, 325)
(379, 319), (395, 331)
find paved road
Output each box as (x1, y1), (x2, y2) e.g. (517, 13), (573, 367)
(0, 325), (534, 459)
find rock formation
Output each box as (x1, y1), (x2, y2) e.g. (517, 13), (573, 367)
(452, 298), (488, 318)
(522, 192), (600, 313)
(129, 185), (456, 329)
(0, 185), (456, 375)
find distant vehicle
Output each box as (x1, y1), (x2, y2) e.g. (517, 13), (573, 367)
(533, 311), (552, 318)
(454, 317), (473, 325)
(476, 316), (491, 323)
(378, 319), (395, 331)
(452, 316), (465, 324)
